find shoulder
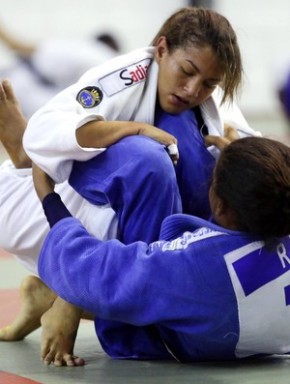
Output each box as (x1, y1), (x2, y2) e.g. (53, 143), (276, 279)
(79, 46), (154, 82)
(76, 46), (154, 98)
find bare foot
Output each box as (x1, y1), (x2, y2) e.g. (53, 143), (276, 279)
(0, 79), (31, 168)
(40, 298), (85, 367)
(0, 275), (56, 341)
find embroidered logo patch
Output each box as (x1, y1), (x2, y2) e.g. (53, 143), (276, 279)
(76, 86), (103, 108)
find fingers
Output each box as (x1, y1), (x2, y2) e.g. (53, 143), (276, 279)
(205, 135), (231, 150)
(205, 124), (239, 150)
(224, 124), (240, 142)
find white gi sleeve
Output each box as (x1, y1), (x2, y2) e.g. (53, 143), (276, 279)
(23, 83), (106, 183)
(23, 47), (155, 183)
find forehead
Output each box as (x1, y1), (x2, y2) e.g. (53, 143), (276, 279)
(171, 44), (224, 77)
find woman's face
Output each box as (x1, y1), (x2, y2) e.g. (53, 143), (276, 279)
(155, 37), (224, 114)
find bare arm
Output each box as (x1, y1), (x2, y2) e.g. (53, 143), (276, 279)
(32, 162), (55, 202)
(32, 119), (179, 200)
(76, 119), (179, 163)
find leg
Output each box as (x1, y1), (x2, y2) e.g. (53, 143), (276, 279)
(0, 81), (88, 366)
(41, 136), (180, 365)
(69, 136), (182, 354)
(40, 297), (93, 367)
(0, 79), (31, 167)
(0, 274), (90, 367)
(70, 135), (182, 244)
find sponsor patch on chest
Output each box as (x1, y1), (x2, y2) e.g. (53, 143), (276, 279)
(98, 58), (151, 96)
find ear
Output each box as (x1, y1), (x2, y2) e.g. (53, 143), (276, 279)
(213, 198), (238, 230)
(212, 196), (227, 221)
(154, 36), (169, 63)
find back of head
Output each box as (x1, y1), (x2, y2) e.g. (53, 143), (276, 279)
(151, 6), (242, 103)
(214, 137), (290, 239)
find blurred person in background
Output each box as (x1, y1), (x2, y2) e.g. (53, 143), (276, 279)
(0, 21), (121, 118)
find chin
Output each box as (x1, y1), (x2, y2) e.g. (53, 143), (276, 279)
(162, 104), (186, 115)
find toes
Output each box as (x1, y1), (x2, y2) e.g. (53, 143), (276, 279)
(53, 355), (65, 367)
(41, 349), (85, 367)
(42, 350), (56, 365)
(0, 325), (9, 340)
(62, 354), (75, 367)
(0, 81), (5, 101)
(43, 355), (52, 366)
(41, 346), (49, 361)
(63, 354), (85, 367)
(2, 79), (16, 102)
(73, 356), (85, 366)
(0, 325), (25, 341)
(0, 79), (18, 104)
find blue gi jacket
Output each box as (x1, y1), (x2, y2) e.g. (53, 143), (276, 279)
(38, 212), (290, 362)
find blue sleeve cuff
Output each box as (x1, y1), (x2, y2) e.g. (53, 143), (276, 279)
(42, 192), (72, 227)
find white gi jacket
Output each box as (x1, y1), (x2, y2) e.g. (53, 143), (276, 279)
(23, 46), (259, 183)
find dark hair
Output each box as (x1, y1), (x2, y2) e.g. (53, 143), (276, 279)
(151, 7), (242, 104)
(214, 137), (290, 239)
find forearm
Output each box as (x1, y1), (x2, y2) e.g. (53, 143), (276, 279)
(76, 119), (176, 148)
(32, 161), (71, 226)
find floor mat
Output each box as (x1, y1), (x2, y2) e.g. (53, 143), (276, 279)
(0, 371), (42, 384)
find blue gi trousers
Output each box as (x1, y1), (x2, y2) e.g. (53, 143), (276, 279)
(69, 135), (182, 244)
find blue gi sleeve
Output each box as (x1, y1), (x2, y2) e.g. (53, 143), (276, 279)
(38, 216), (216, 327)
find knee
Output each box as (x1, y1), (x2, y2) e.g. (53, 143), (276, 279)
(123, 136), (176, 181)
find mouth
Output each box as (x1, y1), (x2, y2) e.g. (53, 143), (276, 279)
(170, 94), (190, 107)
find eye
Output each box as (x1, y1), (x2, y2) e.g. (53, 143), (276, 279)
(204, 81), (219, 89)
(180, 65), (195, 76)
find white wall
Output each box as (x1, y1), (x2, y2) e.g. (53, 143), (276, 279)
(215, 0), (290, 117)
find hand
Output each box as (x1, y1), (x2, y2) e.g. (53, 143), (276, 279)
(205, 124), (239, 150)
(32, 162), (55, 202)
(138, 125), (179, 165)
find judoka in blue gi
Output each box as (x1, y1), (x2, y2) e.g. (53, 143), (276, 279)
(35, 136), (290, 363)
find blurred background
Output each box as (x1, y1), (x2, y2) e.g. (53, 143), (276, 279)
(0, 0), (289, 144)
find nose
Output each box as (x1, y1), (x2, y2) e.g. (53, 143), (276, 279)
(183, 78), (201, 97)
